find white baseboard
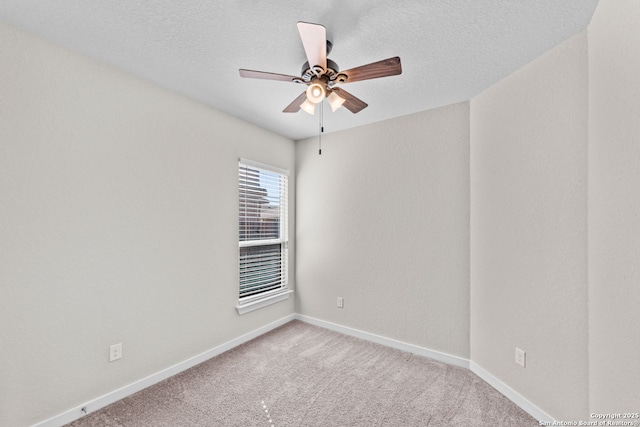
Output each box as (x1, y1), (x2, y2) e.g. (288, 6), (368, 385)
(470, 361), (555, 423)
(33, 314), (296, 427)
(295, 314), (554, 423)
(34, 313), (554, 427)
(293, 314), (471, 369)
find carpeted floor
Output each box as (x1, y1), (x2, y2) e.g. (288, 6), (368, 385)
(67, 320), (538, 426)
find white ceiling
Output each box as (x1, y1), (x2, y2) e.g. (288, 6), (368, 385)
(0, 0), (599, 140)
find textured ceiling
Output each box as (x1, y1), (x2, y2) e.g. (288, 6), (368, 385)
(0, 0), (599, 140)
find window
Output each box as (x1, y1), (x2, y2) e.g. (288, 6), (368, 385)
(237, 159), (291, 314)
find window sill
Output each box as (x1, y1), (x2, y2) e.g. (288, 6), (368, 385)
(235, 289), (294, 315)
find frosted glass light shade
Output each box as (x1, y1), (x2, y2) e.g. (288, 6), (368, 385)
(306, 83), (325, 104)
(327, 91), (346, 112)
(300, 98), (316, 115)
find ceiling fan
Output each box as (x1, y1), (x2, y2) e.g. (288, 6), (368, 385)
(239, 21), (402, 115)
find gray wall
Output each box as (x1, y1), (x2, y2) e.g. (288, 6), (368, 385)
(296, 103), (471, 359)
(0, 22), (295, 427)
(588, 0), (640, 414)
(470, 31), (589, 420)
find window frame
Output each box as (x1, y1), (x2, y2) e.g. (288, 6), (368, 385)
(236, 158), (292, 315)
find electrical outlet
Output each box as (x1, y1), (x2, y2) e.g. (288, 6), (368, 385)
(515, 347), (525, 367)
(337, 297), (344, 308)
(109, 343), (122, 362)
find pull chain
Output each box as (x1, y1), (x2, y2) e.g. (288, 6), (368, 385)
(318, 100), (324, 155)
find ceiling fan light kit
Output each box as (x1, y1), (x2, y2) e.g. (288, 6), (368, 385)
(239, 21), (402, 116)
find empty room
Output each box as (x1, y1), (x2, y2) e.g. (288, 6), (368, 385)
(1, 1), (639, 426)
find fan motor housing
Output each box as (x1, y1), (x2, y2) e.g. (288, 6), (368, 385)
(301, 57), (338, 76)
(300, 59), (347, 86)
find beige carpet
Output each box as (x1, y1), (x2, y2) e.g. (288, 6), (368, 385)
(67, 320), (538, 426)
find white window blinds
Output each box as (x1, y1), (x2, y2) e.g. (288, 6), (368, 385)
(238, 160), (288, 301)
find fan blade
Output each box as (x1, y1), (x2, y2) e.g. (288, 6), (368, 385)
(339, 57), (402, 84)
(297, 22), (327, 71)
(283, 92), (308, 113)
(239, 69), (300, 83)
(333, 88), (368, 113)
